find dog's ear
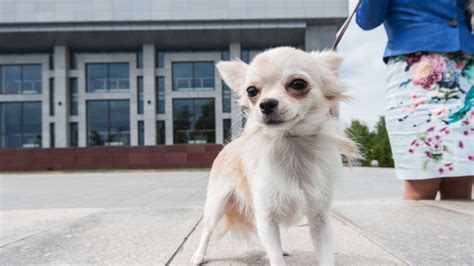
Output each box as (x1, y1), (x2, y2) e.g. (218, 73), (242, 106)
(216, 60), (248, 93)
(311, 50), (349, 103)
(311, 50), (343, 76)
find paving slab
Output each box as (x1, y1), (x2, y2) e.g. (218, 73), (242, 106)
(0, 171), (209, 210)
(0, 208), (101, 247)
(171, 217), (405, 265)
(1, 169), (471, 265)
(332, 201), (474, 266)
(0, 208), (202, 265)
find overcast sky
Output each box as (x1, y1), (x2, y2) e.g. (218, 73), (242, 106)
(338, 0), (387, 129)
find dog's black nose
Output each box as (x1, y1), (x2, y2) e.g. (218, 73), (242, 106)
(259, 99), (279, 115)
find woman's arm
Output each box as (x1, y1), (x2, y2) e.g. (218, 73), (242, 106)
(356, 0), (391, 30)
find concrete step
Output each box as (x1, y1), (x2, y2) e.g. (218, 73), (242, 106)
(332, 200), (474, 265)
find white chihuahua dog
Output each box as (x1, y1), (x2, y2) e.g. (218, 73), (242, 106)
(191, 47), (360, 266)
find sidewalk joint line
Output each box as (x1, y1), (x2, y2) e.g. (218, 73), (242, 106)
(332, 210), (410, 266)
(419, 201), (473, 217)
(0, 225), (63, 249)
(165, 215), (203, 265)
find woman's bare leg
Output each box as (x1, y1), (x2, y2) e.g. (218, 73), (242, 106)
(439, 176), (473, 200)
(403, 178), (442, 200)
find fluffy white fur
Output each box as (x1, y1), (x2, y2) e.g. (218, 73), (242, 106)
(191, 47), (361, 265)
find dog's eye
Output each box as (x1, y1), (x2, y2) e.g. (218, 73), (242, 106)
(289, 79), (308, 91)
(247, 86), (259, 98)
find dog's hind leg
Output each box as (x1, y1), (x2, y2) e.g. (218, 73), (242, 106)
(191, 191), (230, 265)
(307, 210), (334, 266)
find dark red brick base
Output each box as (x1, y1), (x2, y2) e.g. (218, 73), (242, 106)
(0, 144), (223, 171)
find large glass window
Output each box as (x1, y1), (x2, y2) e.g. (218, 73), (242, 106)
(70, 122), (78, 147)
(173, 98), (215, 144)
(172, 62), (214, 91)
(0, 102), (42, 148)
(87, 63), (129, 92)
(0, 65), (42, 94)
(137, 76), (144, 114)
(156, 77), (165, 114)
(69, 78), (78, 115)
(87, 100), (130, 146)
(157, 120), (165, 145)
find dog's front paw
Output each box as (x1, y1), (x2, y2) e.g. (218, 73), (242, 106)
(190, 253), (206, 265)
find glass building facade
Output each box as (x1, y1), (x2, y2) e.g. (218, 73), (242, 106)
(0, 48), (265, 148)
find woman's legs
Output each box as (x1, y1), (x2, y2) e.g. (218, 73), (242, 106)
(404, 178), (442, 200)
(439, 176), (473, 200)
(404, 176), (473, 200)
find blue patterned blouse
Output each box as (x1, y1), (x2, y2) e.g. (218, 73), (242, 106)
(356, 0), (474, 60)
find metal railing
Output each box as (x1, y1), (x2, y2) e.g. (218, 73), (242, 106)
(88, 78), (130, 92)
(173, 77), (214, 91)
(1, 80), (42, 94)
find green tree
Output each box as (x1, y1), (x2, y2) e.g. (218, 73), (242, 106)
(345, 117), (394, 167)
(370, 117), (394, 167)
(345, 120), (374, 166)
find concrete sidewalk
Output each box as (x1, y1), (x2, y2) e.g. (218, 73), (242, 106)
(0, 168), (472, 265)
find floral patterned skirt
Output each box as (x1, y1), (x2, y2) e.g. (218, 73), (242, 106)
(385, 52), (473, 180)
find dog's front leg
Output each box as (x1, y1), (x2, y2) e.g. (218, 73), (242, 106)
(255, 213), (286, 266)
(308, 211), (334, 265)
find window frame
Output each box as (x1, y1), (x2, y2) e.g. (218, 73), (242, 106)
(138, 120), (144, 146)
(0, 64), (42, 94)
(0, 101), (42, 148)
(171, 61), (215, 92)
(86, 100), (130, 146)
(69, 122), (78, 147)
(137, 76), (144, 114)
(156, 76), (165, 114)
(69, 78), (78, 116)
(157, 120), (166, 145)
(49, 78), (54, 116)
(86, 63), (130, 93)
(172, 98), (216, 144)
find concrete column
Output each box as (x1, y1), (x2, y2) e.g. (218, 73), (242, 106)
(304, 25), (338, 52)
(53, 46), (69, 147)
(143, 45), (157, 145)
(77, 58), (87, 147)
(41, 61), (50, 148)
(229, 42), (242, 138)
